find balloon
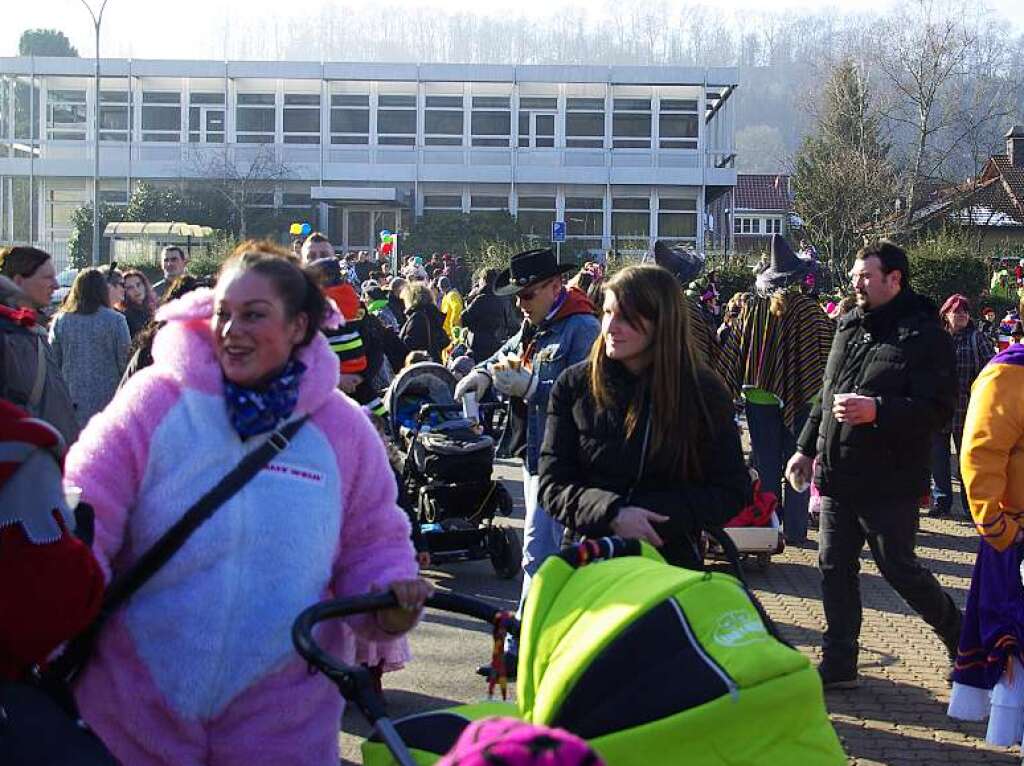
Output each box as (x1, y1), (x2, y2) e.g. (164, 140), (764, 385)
(289, 223), (302, 235)
(380, 242), (393, 255)
(300, 223), (312, 236)
(379, 229), (392, 240)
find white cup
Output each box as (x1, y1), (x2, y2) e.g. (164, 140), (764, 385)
(64, 485), (83, 511)
(833, 392), (857, 405)
(462, 391), (479, 424)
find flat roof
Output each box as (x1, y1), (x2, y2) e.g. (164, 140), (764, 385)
(0, 57), (738, 87)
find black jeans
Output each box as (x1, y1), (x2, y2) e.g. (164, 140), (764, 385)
(818, 495), (962, 669)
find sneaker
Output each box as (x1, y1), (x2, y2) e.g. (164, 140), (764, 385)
(817, 661), (859, 690)
(476, 652), (518, 681)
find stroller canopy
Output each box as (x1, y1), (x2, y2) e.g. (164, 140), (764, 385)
(387, 362), (459, 433)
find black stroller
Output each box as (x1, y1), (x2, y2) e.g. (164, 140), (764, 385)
(387, 362), (521, 578)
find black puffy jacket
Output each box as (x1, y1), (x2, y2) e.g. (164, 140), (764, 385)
(399, 303), (449, 363)
(539, 360), (751, 568)
(797, 289), (956, 505)
(460, 288), (518, 361)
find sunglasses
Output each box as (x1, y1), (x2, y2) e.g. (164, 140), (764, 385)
(518, 278), (555, 301)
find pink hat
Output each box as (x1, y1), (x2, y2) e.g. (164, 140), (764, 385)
(436, 718), (603, 766)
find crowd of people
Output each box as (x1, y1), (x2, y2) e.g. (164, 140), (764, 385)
(3, 228), (1024, 763)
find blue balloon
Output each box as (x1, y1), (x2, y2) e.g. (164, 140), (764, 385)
(300, 223), (311, 236)
(379, 229), (392, 239)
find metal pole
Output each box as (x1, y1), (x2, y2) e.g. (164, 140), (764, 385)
(81, 0), (110, 266)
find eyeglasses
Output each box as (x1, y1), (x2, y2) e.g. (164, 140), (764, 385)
(518, 279), (554, 301)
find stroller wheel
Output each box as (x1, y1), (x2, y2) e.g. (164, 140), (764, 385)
(494, 481), (514, 517)
(487, 526), (522, 579)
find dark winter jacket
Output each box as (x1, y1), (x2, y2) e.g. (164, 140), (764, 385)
(539, 360), (752, 569)
(461, 287), (519, 361)
(400, 303), (450, 362)
(122, 304), (151, 339)
(388, 293), (407, 327)
(797, 288), (956, 505)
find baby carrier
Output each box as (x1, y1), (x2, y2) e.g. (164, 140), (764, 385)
(293, 538), (846, 766)
(387, 362), (519, 578)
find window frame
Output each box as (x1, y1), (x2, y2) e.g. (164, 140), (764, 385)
(141, 91), (182, 143)
(376, 93), (417, 147)
(470, 95), (511, 148)
(424, 94), (464, 147)
(612, 98), (652, 150)
(46, 89), (87, 141)
(283, 93), (321, 145)
(330, 93), (370, 145)
(565, 97), (605, 149)
(658, 98), (699, 150)
(188, 92), (225, 144)
(235, 92), (276, 145)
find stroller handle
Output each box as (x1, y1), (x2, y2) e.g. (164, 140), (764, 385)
(292, 591), (518, 711)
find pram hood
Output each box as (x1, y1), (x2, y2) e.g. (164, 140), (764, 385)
(515, 544), (846, 764)
(386, 362), (459, 433)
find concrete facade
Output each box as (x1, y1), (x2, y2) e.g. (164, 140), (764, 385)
(0, 58), (737, 260)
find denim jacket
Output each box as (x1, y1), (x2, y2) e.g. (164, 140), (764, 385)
(478, 291), (599, 474)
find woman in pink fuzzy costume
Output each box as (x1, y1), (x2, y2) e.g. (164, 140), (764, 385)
(65, 242), (430, 766)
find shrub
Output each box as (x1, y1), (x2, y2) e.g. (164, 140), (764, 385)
(905, 230), (988, 309)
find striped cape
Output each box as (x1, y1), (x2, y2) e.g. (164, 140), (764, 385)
(686, 297), (721, 373)
(718, 290), (834, 430)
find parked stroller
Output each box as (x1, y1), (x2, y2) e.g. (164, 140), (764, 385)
(387, 362), (520, 578)
(293, 537), (847, 766)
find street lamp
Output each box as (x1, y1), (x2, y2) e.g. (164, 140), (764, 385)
(79, 0), (110, 267)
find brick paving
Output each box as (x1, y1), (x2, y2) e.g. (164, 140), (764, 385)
(749, 513), (1017, 765)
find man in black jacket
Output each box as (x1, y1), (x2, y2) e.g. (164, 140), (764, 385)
(461, 268), (520, 361)
(786, 240), (962, 690)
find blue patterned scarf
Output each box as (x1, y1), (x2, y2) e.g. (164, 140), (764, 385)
(223, 359), (306, 439)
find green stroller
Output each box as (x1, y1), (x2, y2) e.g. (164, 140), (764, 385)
(292, 537), (846, 765)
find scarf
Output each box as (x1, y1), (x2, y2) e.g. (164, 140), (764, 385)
(223, 359), (306, 439)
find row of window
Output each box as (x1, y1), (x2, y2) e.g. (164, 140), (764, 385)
(41, 90), (699, 148)
(421, 194), (697, 238)
(734, 216), (784, 235)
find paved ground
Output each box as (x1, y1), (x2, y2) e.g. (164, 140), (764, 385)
(337, 459), (1018, 765)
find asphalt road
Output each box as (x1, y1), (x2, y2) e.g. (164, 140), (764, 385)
(339, 458), (527, 765)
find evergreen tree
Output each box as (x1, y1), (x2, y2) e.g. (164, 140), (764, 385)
(792, 60), (895, 276)
(18, 29), (78, 57)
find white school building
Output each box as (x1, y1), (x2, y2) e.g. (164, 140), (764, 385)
(0, 58), (737, 262)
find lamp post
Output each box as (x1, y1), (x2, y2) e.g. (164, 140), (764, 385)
(80, 0), (110, 266)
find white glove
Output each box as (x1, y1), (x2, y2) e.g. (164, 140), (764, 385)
(492, 367), (538, 400)
(454, 369), (491, 401)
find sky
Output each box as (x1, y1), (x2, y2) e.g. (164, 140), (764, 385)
(5, 0), (1024, 61)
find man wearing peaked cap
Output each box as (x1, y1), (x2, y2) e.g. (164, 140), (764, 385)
(455, 248), (600, 678)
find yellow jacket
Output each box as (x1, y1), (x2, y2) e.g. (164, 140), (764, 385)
(440, 290), (464, 339)
(961, 353), (1024, 551)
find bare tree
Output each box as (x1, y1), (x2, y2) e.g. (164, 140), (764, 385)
(874, 0), (1016, 228)
(186, 145), (291, 239)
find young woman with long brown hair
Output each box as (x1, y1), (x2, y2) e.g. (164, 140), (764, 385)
(538, 264), (751, 568)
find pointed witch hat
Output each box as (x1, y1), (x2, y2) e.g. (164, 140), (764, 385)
(755, 234), (815, 295)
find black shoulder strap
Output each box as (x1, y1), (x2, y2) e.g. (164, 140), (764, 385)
(103, 415), (308, 611)
(50, 415), (308, 684)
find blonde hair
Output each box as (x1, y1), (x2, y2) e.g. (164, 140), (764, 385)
(401, 282), (435, 310)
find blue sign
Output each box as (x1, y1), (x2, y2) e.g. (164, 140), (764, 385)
(551, 220), (566, 243)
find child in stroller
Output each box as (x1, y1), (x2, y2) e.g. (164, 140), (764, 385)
(387, 362), (521, 578)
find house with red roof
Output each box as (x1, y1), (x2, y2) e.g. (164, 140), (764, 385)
(707, 173), (795, 253)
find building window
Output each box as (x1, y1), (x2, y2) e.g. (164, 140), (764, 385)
(47, 89), (87, 140)
(658, 198), (697, 238)
(377, 94), (416, 146)
(565, 98), (605, 149)
(765, 217), (783, 234)
(236, 93), (275, 144)
(516, 195), (556, 241)
(330, 94), (369, 145)
(188, 92), (224, 144)
(565, 196), (604, 248)
(424, 95), (463, 147)
(423, 194), (463, 212)
(99, 91), (131, 142)
(734, 217), (761, 234)
(518, 97), (557, 148)
(659, 99), (698, 149)
(141, 92), (181, 142)
(612, 98), (651, 149)
(470, 194), (508, 211)
(471, 96), (510, 147)
(612, 197), (650, 239)
(283, 94), (320, 145)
